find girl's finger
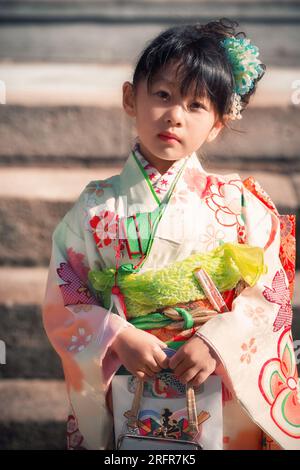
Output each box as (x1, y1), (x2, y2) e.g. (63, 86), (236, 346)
(153, 339), (169, 350)
(136, 369), (153, 381)
(146, 360), (161, 374)
(179, 366), (200, 384)
(169, 349), (184, 370)
(153, 348), (169, 370)
(190, 369), (210, 387)
(144, 364), (157, 377)
(171, 357), (193, 377)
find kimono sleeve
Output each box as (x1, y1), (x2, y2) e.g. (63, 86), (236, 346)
(197, 185), (299, 450)
(42, 208), (133, 449)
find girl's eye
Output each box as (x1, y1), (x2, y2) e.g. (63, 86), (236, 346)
(190, 102), (205, 110)
(155, 90), (170, 100)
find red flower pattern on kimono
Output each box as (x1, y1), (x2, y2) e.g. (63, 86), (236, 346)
(262, 269), (293, 332)
(243, 176), (279, 215)
(280, 216), (296, 264)
(90, 210), (118, 249)
(205, 179), (244, 228)
(279, 215), (296, 299)
(258, 328), (300, 438)
(57, 262), (97, 306)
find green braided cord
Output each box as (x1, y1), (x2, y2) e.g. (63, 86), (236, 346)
(129, 313), (171, 330)
(88, 242), (267, 318)
(128, 307), (194, 330)
(173, 307), (194, 330)
(166, 341), (185, 350)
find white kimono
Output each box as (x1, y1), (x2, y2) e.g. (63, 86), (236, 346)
(42, 143), (299, 450)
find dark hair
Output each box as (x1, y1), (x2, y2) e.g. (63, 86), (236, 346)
(132, 18), (266, 127)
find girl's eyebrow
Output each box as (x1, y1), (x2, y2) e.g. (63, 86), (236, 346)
(152, 76), (176, 86)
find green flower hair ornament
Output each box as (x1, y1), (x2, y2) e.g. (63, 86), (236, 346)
(221, 36), (265, 120)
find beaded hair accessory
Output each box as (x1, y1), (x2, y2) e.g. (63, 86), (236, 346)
(220, 36), (265, 120)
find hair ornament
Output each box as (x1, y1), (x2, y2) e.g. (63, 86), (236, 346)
(229, 93), (243, 120)
(221, 36), (264, 120)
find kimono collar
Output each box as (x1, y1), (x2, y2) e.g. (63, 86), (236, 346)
(119, 142), (206, 216)
(133, 142), (190, 202)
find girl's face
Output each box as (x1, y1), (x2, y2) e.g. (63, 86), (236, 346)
(123, 62), (226, 172)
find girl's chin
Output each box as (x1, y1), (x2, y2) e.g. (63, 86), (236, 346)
(139, 140), (188, 161)
(154, 144), (186, 158)
(153, 152), (185, 162)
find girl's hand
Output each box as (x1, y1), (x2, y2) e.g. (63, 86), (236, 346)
(110, 327), (169, 380)
(169, 335), (219, 387)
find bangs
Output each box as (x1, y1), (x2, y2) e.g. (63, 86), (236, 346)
(133, 25), (235, 118)
(147, 51), (233, 117)
(147, 55), (220, 100)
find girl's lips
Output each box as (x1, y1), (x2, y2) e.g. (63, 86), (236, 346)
(158, 134), (180, 143)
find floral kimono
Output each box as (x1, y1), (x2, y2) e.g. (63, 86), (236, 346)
(42, 142), (299, 450)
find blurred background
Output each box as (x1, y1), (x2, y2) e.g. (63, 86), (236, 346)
(0, 0), (299, 450)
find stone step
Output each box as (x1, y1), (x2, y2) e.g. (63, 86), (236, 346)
(2, 0), (300, 24)
(0, 106), (133, 167)
(0, 302), (64, 379)
(0, 379), (67, 449)
(1, 63), (298, 108)
(0, 63), (131, 107)
(0, 167), (298, 267)
(0, 166), (298, 204)
(0, 268), (299, 379)
(0, 166), (123, 202)
(0, 21), (299, 66)
(0, 107), (299, 168)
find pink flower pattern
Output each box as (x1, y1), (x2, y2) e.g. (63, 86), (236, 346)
(240, 337), (257, 364)
(262, 269), (293, 332)
(57, 262), (97, 306)
(244, 304), (268, 327)
(67, 415), (86, 450)
(67, 247), (90, 284)
(183, 167), (210, 199)
(67, 327), (93, 353)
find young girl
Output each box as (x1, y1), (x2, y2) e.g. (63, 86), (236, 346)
(42, 18), (299, 450)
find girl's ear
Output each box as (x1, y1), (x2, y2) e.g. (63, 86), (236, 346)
(206, 118), (226, 143)
(122, 81), (136, 117)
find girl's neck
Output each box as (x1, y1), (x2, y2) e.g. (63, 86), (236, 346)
(138, 142), (176, 175)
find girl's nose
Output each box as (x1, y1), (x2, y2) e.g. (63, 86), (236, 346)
(165, 106), (183, 126)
